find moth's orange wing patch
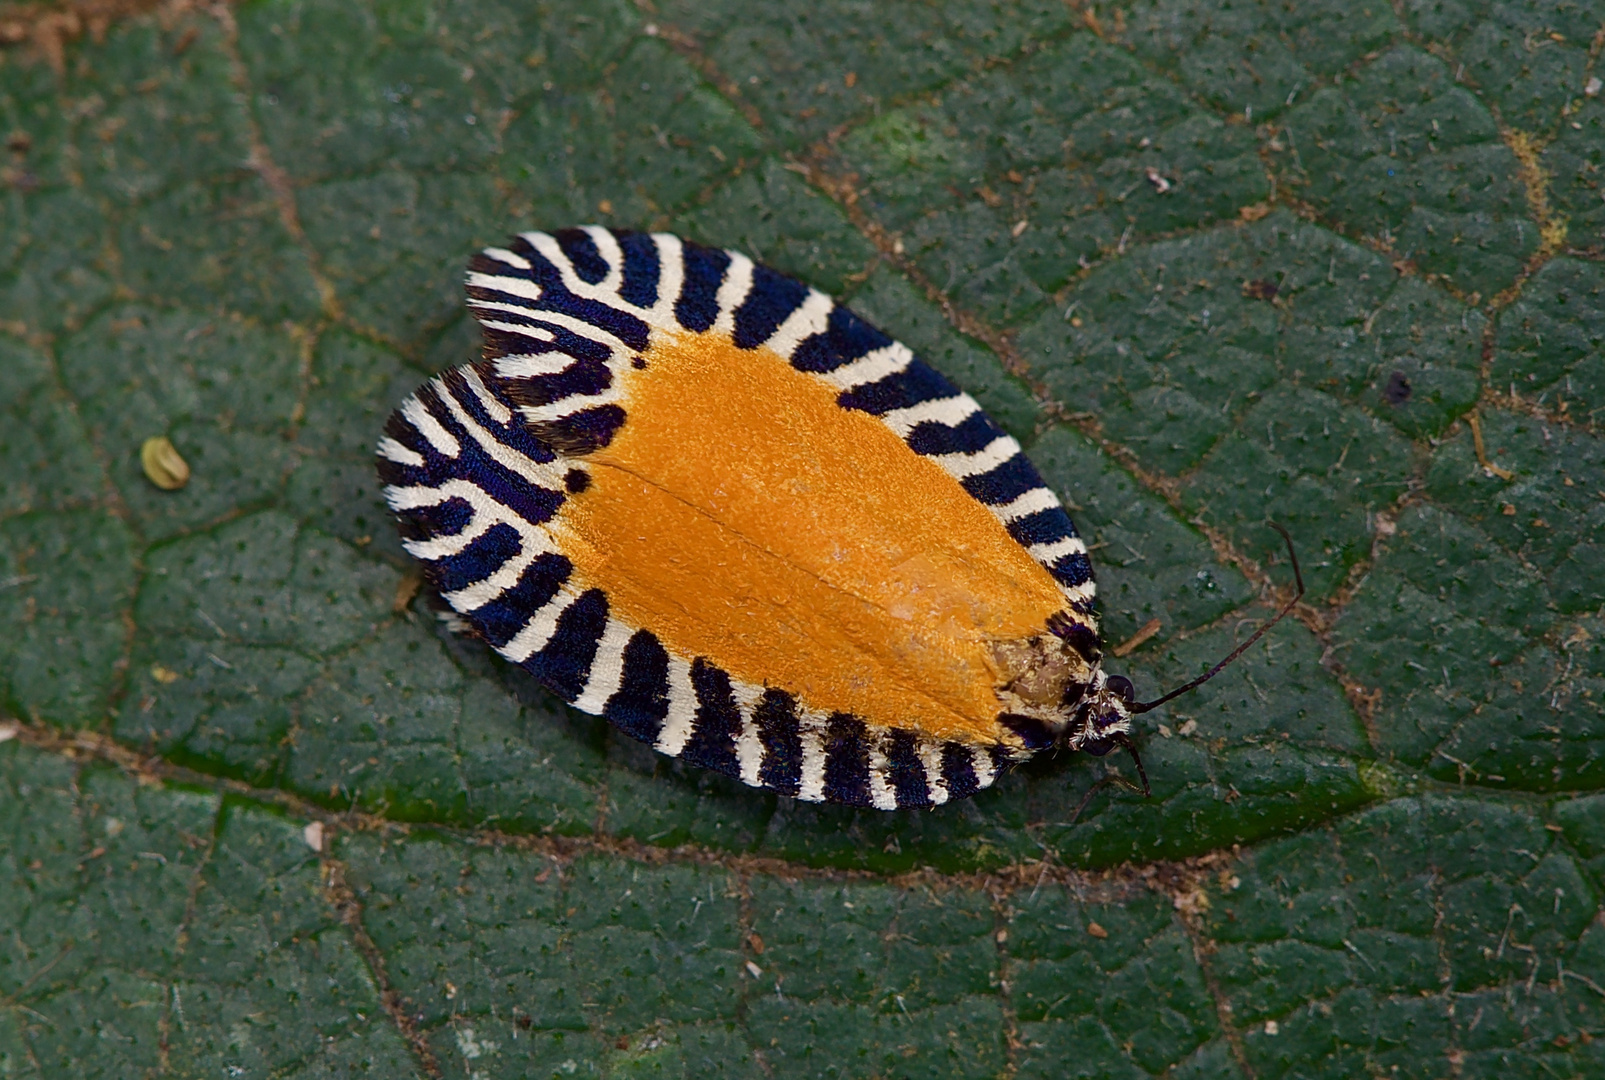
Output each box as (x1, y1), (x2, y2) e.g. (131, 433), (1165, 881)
(562, 328), (1066, 744)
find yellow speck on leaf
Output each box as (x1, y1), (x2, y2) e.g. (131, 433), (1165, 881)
(141, 436), (190, 491)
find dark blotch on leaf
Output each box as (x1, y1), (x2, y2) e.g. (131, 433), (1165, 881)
(1383, 370), (1412, 404)
(1242, 279), (1279, 300)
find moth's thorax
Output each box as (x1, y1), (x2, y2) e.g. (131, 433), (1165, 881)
(560, 326), (1071, 743)
(989, 633), (1097, 733)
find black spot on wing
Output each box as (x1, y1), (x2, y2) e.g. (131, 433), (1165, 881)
(754, 690), (802, 797)
(1006, 506), (1076, 548)
(998, 713), (1056, 752)
(837, 359), (956, 416)
(525, 404), (627, 455)
(882, 729), (930, 809)
(605, 630), (671, 746)
(681, 659), (741, 778)
(961, 453), (1042, 506)
(394, 495), (471, 547)
(1047, 611), (1102, 665)
(554, 228), (610, 284)
(940, 743), (980, 802)
(989, 745), (1019, 774)
(617, 230), (661, 308)
(676, 242), (731, 332)
(434, 523), (522, 595)
(528, 588), (609, 702)
(733, 263), (809, 350)
(904, 408), (1005, 457)
(497, 357), (612, 408)
(480, 319), (613, 366)
(471, 553), (571, 649)
(822, 713), (873, 808)
(1049, 552), (1094, 589)
(790, 303), (893, 374)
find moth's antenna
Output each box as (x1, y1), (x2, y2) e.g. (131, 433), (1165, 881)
(1130, 522), (1304, 715)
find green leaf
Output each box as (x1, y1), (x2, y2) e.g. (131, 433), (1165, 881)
(3, 1), (1603, 1075)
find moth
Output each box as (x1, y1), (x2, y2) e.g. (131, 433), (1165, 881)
(378, 228), (1300, 810)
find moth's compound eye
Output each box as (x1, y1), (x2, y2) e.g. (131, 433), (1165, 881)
(1105, 674), (1135, 703)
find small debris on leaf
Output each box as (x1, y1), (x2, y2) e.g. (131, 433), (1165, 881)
(1467, 412), (1515, 480)
(394, 567), (424, 614)
(1382, 370), (1412, 404)
(1112, 617), (1162, 658)
(141, 435), (190, 490)
(1242, 279), (1279, 300)
(1086, 921), (1109, 939)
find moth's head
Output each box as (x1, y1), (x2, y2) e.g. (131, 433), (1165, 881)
(1067, 669), (1135, 756)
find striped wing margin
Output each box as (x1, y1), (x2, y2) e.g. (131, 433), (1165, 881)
(379, 226), (1098, 809)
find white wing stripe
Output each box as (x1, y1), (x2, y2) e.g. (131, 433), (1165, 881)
(796, 710), (829, 803)
(654, 658), (698, 757)
(517, 384), (625, 424)
(1029, 536), (1088, 564)
(498, 586), (582, 664)
(930, 435), (1022, 481)
(480, 247), (532, 271)
(467, 270), (544, 302)
(649, 233), (686, 330)
(458, 364), (512, 425)
(400, 395), (460, 457)
(991, 487), (1062, 523)
(919, 739), (949, 806)
(764, 288), (833, 360)
(712, 252), (755, 336)
(971, 747), (997, 789)
(573, 618), (634, 714)
(474, 317), (558, 345)
(495, 353), (579, 378)
(816, 343), (913, 391)
(878, 394), (982, 437)
(581, 225), (626, 295)
(477, 308), (633, 361)
(866, 734), (897, 811)
(731, 680), (767, 789)
(377, 436), (424, 468)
